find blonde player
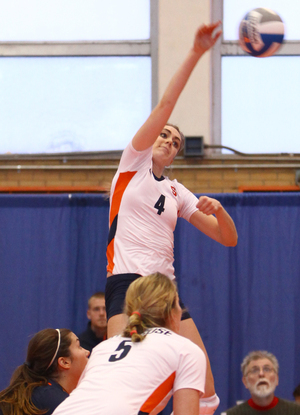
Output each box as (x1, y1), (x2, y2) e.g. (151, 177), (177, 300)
(105, 20), (237, 414)
(53, 273), (207, 415)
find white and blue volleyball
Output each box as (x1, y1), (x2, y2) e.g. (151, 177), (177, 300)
(239, 8), (284, 57)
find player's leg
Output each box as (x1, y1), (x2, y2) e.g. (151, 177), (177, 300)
(107, 313), (128, 338)
(105, 273), (142, 338)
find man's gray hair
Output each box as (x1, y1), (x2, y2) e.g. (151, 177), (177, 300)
(241, 350), (279, 376)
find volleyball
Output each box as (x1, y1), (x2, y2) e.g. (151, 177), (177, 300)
(238, 8), (284, 57)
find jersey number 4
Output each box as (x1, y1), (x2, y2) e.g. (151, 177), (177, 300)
(108, 340), (132, 362)
(154, 194), (165, 215)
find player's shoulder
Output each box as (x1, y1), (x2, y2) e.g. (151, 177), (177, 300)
(164, 177), (182, 188)
(122, 140), (152, 163)
(153, 329), (205, 360)
(144, 327), (177, 340)
(165, 177), (195, 197)
(178, 334), (206, 361)
(31, 380), (68, 412)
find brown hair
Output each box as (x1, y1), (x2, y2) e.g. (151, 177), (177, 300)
(122, 272), (178, 343)
(293, 383), (300, 398)
(0, 328), (72, 415)
(88, 291), (105, 309)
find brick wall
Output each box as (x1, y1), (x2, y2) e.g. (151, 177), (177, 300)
(0, 153), (299, 194)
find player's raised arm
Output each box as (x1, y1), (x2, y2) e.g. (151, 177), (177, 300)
(132, 21), (222, 152)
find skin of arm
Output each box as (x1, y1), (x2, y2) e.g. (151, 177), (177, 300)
(189, 196), (238, 247)
(131, 22), (222, 152)
(173, 388), (201, 415)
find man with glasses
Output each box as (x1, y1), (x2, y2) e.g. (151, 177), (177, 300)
(222, 350), (300, 414)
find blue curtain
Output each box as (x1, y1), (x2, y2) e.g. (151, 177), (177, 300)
(0, 192), (299, 414)
(0, 194), (109, 388)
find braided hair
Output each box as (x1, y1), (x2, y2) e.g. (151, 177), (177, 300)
(122, 272), (178, 342)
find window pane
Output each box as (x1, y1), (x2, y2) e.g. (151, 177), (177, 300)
(221, 56), (300, 154)
(0, 0), (150, 41)
(0, 57), (151, 153)
(223, 0), (300, 40)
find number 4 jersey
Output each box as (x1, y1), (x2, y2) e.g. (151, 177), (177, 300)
(52, 328), (206, 415)
(107, 141), (199, 278)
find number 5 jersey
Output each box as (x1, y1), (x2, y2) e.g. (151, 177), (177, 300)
(52, 328), (206, 415)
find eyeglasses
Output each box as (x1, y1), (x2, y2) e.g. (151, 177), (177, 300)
(246, 366), (275, 376)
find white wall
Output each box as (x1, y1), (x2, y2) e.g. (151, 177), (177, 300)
(158, 0), (211, 142)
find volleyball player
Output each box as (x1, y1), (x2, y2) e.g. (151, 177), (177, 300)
(53, 273), (207, 415)
(105, 21), (238, 414)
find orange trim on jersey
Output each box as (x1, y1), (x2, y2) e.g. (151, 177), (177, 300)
(107, 171), (137, 273)
(139, 371), (176, 413)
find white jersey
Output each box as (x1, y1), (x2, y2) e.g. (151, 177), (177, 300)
(53, 328), (206, 415)
(107, 142), (199, 278)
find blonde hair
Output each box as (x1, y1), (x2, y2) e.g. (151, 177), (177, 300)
(122, 273), (178, 342)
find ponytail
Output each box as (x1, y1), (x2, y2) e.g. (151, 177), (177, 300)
(122, 273), (177, 342)
(0, 328), (72, 415)
(123, 311), (146, 343)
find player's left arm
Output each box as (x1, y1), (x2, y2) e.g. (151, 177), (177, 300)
(189, 196), (238, 247)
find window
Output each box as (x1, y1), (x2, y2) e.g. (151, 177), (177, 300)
(211, 0), (300, 154)
(0, 0), (156, 154)
(0, 0), (150, 41)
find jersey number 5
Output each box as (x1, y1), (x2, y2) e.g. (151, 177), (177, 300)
(108, 340), (132, 362)
(154, 194), (165, 215)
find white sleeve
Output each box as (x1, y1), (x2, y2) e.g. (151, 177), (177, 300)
(173, 342), (206, 394)
(199, 394), (220, 415)
(118, 141), (153, 172)
(175, 181), (199, 221)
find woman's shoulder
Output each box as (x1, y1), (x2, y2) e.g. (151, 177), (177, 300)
(164, 177), (193, 194)
(123, 140), (153, 161)
(146, 328), (204, 359)
(31, 379), (68, 415)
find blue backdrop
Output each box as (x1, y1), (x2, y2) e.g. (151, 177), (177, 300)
(0, 192), (299, 414)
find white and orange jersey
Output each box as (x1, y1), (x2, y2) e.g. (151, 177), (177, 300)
(52, 328), (206, 415)
(106, 142), (199, 278)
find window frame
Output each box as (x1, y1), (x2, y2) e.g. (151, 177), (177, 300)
(210, 0), (300, 149)
(0, 0), (159, 154)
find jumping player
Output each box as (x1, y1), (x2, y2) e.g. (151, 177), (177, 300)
(105, 21), (238, 414)
(53, 273), (207, 415)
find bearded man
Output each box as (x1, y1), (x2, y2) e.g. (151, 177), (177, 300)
(222, 351), (300, 414)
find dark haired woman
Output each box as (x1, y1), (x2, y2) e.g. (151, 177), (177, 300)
(0, 328), (89, 415)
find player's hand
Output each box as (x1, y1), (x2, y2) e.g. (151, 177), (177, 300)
(196, 196), (222, 215)
(193, 21), (222, 55)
